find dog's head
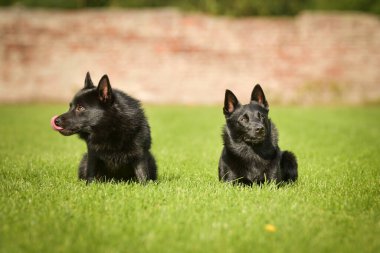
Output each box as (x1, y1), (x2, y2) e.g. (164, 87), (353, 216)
(50, 72), (114, 136)
(223, 84), (270, 145)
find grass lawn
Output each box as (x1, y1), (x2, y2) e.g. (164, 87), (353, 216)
(0, 104), (379, 253)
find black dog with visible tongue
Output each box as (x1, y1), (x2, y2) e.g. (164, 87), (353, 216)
(51, 72), (157, 183)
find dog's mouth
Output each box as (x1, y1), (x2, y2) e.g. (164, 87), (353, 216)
(243, 135), (265, 145)
(244, 138), (261, 144)
(50, 115), (63, 131)
(50, 115), (79, 136)
(58, 129), (78, 136)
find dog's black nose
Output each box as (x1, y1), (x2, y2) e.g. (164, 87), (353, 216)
(255, 126), (264, 134)
(54, 117), (62, 127)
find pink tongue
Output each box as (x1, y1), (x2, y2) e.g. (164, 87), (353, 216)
(50, 115), (63, 131)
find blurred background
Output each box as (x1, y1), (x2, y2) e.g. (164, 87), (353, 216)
(0, 0), (379, 105)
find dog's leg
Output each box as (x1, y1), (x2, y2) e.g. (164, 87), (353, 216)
(218, 159), (232, 182)
(218, 152), (238, 183)
(218, 150), (230, 182)
(85, 151), (100, 184)
(219, 156), (252, 186)
(78, 153), (88, 180)
(134, 152), (157, 183)
(135, 159), (149, 183)
(147, 151), (157, 181)
(280, 151), (298, 182)
(134, 160), (148, 183)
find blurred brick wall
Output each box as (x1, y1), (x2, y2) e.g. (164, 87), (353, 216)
(0, 8), (379, 104)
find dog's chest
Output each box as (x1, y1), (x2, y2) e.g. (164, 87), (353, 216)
(101, 153), (129, 170)
(244, 155), (281, 182)
(89, 140), (141, 171)
(94, 150), (136, 172)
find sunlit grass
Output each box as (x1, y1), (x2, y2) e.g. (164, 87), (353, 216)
(0, 105), (379, 253)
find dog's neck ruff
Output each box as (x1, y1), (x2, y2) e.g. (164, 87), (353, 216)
(224, 126), (278, 161)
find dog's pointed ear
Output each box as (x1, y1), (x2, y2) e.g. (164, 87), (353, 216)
(84, 72), (95, 89)
(97, 75), (113, 104)
(251, 84), (268, 109)
(223, 89), (240, 116)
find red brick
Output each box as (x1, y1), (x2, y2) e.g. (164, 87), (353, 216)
(0, 8), (379, 104)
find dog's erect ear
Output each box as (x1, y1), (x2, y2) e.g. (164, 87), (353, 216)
(251, 84), (269, 109)
(97, 75), (113, 104)
(223, 89), (240, 116)
(84, 72), (95, 89)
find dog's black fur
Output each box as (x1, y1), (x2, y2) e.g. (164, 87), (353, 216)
(54, 72), (157, 183)
(218, 85), (298, 185)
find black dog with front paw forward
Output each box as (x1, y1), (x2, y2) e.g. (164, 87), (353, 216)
(51, 72), (157, 183)
(218, 84), (297, 185)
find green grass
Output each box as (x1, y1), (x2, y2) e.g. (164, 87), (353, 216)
(0, 105), (379, 253)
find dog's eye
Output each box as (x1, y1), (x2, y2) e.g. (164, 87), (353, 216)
(239, 115), (249, 123)
(76, 104), (85, 112)
(257, 112), (262, 120)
